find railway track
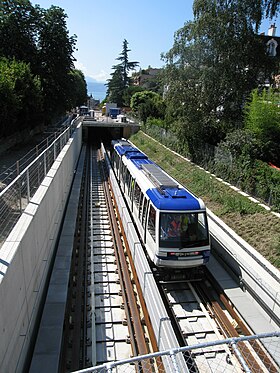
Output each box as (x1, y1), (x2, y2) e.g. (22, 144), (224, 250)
(57, 142), (278, 372)
(158, 273), (279, 372)
(59, 144), (154, 372)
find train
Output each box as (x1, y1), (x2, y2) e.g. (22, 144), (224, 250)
(110, 139), (210, 270)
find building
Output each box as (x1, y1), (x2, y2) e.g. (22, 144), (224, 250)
(260, 24), (280, 88)
(87, 95), (100, 109)
(133, 67), (161, 89)
(260, 24), (280, 57)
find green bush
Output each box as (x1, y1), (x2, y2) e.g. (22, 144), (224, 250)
(0, 58), (43, 137)
(142, 123), (190, 159)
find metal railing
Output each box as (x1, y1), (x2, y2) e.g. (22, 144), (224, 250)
(0, 116), (73, 189)
(0, 116), (79, 247)
(72, 332), (280, 373)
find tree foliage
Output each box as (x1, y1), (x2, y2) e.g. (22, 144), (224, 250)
(193, 0), (279, 31)
(244, 88), (280, 163)
(67, 69), (88, 109)
(0, 0), (86, 135)
(162, 0), (279, 161)
(131, 90), (165, 123)
(35, 5), (77, 120)
(0, 58), (43, 136)
(115, 39), (139, 87)
(0, 0), (38, 65)
(106, 65), (124, 107)
(122, 85), (144, 107)
(106, 39), (139, 106)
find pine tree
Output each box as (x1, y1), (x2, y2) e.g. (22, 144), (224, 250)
(106, 39), (139, 106)
(106, 65), (124, 107)
(115, 39), (139, 87)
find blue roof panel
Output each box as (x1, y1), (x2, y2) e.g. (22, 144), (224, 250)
(115, 144), (138, 156)
(131, 158), (153, 169)
(146, 188), (200, 211)
(126, 151), (147, 159)
(114, 141), (202, 211)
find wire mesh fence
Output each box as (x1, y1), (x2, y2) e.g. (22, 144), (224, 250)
(72, 332), (280, 373)
(0, 116), (79, 248)
(0, 116), (73, 189)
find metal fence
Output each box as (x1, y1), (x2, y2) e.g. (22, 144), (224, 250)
(0, 116), (79, 247)
(72, 332), (280, 373)
(0, 116), (73, 189)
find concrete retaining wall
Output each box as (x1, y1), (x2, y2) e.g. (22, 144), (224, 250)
(0, 124), (82, 373)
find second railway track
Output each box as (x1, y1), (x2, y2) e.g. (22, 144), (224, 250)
(59, 144), (155, 372)
(157, 272), (279, 372)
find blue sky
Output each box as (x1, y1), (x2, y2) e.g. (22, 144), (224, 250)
(32, 1), (279, 82)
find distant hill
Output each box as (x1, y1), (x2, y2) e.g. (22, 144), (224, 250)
(86, 78), (106, 101)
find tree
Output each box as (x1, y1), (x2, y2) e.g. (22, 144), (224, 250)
(67, 69), (88, 109)
(244, 88), (280, 163)
(0, 1), (81, 128)
(0, 58), (43, 137)
(122, 85), (144, 107)
(106, 65), (124, 106)
(106, 39), (139, 106)
(193, 0), (279, 31)
(131, 90), (165, 123)
(36, 5), (77, 122)
(162, 0), (278, 161)
(0, 0), (38, 65)
(115, 39), (139, 87)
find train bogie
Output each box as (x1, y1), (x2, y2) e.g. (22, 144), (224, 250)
(110, 139), (210, 269)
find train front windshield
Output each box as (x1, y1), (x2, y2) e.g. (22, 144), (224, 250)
(159, 212), (209, 248)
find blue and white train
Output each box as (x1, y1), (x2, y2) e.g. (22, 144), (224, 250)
(111, 139), (210, 270)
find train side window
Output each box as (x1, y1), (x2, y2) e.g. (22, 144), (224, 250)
(111, 152), (116, 169)
(141, 198), (148, 227)
(138, 192), (144, 220)
(134, 183), (141, 208)
(127, 174), (131, 195)
(121, 164), (127, 188)
(124, 168), (130, 192)
(147, 205), (156, 241)
(129, 177), (135, 200)
(115, 155), (120, 175)
(120, 162), (124, 180)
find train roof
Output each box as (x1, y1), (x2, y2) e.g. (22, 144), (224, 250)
(139, 163), (200, 210)
(113, 140), (205, 211)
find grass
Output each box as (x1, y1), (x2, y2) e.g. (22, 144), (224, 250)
(130, 131), (280, 270)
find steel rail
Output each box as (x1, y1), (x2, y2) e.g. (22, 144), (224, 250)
(108, 171), (165, 373)
(72, 147), (89, 370)
(58, 146), (89, 372)
(205, 270), (279, 373)
(98, 149), (153, 371)
(194, 281), (277, 373)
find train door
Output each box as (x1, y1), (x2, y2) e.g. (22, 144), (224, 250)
(145, 204), (157, 261)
